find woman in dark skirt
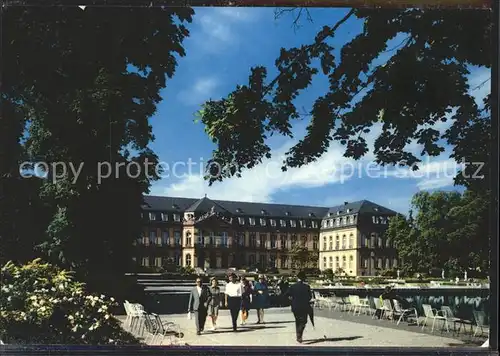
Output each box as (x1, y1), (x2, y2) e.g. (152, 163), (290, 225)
(252, 274), (270, 324)
(240, 277), (252, 325)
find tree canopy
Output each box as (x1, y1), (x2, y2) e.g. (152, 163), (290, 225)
(198, 9), (492, 192)
(1, 6), (193, 296)
(385, 190), (490, 276)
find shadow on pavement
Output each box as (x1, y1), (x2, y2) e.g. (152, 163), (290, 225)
(302, 336), (363, 345)
(208, 325), (286, 334)
(263, 320), (295, 325)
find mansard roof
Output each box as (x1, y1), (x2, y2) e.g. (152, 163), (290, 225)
(142, 196), (396, 219)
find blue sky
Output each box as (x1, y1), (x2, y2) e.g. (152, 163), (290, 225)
(148, 7), (491, 214)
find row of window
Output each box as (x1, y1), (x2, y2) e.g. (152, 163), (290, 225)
(322, 215), (356, 228)
(322, 256), (398, 270)
(146, 212), (182, 222)
(137, 231), (319, 249)
(137, 254), (299, 269)
(322, 234), (356, 250)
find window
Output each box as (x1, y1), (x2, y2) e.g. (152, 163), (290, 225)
(238, 217), (245, 225)
(349, 234), (354, 249)
(259, 254), (266, 268)
(313, 236), (318, 250)
(290, 220), (297, 228)
(281, 256), (288, 269)
(260, 218), (266, 226)
(291, 234), (298, 246)
(221, 232), (228, 247)
(186, 254), (192, 267)
(155, 257), (162, 267)
(280, 235), (287, 249)
(349, 255), (353, 269)
(256, 233), (261, 248)
(335, 236), (339, 250)
(329, 236), (333, 250)
(301, 235), (307, 247)
(198, 231), (205, 245)
(386, 238), (391, 248)
(237, 232), (245, 247)
(372, 215), (378, 224)
(385, 258), (390, 269)
(323, 220), (328, 228)
(342, 235), (346, 249)
(280, 219), (286, 227)
(270, 219), (276, 227)
(142, 257), (150, 267)
(149, 212), (156, 221)
(336, 218), (340, 226)
(175, 253), (182, 266)
(365, 236), (370, 248)
(342, 256), (346, 269)
(161, 230), (168, 245)
(249, 217), (256, 226)
(342, 217), (347, 225)
(173, 214), (181, 222)
(161, 213), (168, 222)
(312, 221), (318, 228)
(299, 220), (306, 228)
(249, 254), (256, 265)
(323, 257), (327, 269)
(350, 215), (356, 224)
(393, 258), (398, 268)
(363, 258), (368, 268)
(271, 234), (277, 248)
(149, 230), (156, 245)
(329, 256), (333, 269)
(378, 237), (383, 248)
(174, 231), (181, 246)
(156, 235), (162, 246)
(377, 258), (382, 268)
(250, 233), (257, 248)
(335, 256), (339, 268)
(186, 232), (192, 247)
(269, 255), (277, 268)
(323, 236), (327, 251)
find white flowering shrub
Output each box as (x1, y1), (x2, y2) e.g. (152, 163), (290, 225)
(0, 259), (140, 344)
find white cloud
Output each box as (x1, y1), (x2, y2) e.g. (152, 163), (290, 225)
(191, 7), (260, 53)
(177, 77), (219, 106)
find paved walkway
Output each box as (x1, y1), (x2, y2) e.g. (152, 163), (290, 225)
(143, 308), (469, 347)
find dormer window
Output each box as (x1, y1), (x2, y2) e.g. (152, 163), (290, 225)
(312, 221), (318, 228)
(261, 209), (267, 215)
(299, 220), (306, 228)
(173, 214), (181, 222)
(236, 208), (242, 213)
(149, 212), (156, 221)
(336, 211), (341, 215)
(238, 217), (245, 225)
(322, 220), (328, 228)
(285, 212), (291, 216)
(374, 207), (379, 212)
(372, 216), (378, 224)
(270, 219), (276, 227)
(280, 219), (286, 227)
(172, 204), (179, 209)
(161, 213), (168, 222)
(260, 218), (266, 226)
(328, 212), (333, 217)
(290, 220), (296, 228)
(342, 217), (347, 225)
(346, 208), (351, 213)
(336, 218), (340, 226)
(309, 212), (314, 217)
(249, 217), (256, 225)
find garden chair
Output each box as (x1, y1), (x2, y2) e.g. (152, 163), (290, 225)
(382, 299), (395, 321)
(441, 306), (472, 334)
(150, 313), (182, 345)
(421, 304), (449, 333)
(393, 299), (419, 326)
(473, 310), (489, 337)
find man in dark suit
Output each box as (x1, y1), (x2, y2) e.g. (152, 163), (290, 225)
(285, 270), (313, 343)
(188, 277), (212, 335)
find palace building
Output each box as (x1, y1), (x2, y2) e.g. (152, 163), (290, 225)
(137, 195), (398, 276)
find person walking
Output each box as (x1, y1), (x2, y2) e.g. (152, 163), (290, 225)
(253, 274), (270, 324)
(285, 270), (313, 343)
(188, 277), (212, 335)
(240, 277), (252, 325)
(224, 272), (243, 332)
(208, 277), (221, 330)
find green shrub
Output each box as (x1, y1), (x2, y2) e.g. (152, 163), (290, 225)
(0, 259), (140, 345)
